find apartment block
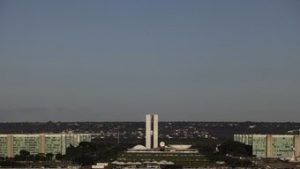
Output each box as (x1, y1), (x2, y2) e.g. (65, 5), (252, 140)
(0, 133), (91, 158)
(234, 134), (300, 160)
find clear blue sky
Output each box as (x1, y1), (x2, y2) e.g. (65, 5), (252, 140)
(0, 0), (299, 122)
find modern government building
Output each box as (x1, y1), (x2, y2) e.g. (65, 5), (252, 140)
(113, 114), (208, 168)
(0, 132), (91, 158)
(234, 134), (300, 160)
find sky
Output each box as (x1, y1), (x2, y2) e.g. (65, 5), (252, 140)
(0, 0), (300, 122)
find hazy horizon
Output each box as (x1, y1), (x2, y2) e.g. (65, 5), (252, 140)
(1, 119), (300, 123)
(1, 0), (299, 122)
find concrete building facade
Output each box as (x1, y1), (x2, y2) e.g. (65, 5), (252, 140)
(0, 133), (91, 158)
(145, 114), (152, 149)
(153, 114), (158, 148)
(145, 113), (158, 149)
(234, 134), (300, 160)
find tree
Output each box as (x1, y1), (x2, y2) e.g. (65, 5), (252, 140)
(55, 153), (64, 161)
(35, 153), (46, 161)
(46, 153), (54, 161)
(0, 157), (4, 161)
(218, 140), (252, 157)
(17, 150), (30, 161)
(19, 150), (30, 157)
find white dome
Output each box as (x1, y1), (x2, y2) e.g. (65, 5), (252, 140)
(131, 144), (147, 150)
(159, 141), (165, 147)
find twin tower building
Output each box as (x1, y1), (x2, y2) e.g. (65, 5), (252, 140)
(145, 114), (158, 149)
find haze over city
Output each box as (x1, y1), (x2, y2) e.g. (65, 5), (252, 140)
(0, 0), (299, 122)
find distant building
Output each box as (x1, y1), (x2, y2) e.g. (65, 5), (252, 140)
(112, 114), (208, 168)
(0, 132), (91, 158)
(116, 144), (208, 167)
(234, 134), (300, 160)
(145, 113), (158, 149)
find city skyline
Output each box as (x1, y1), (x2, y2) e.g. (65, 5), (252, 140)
(0, 0), (300, 122)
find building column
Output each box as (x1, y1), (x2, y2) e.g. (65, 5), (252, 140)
(294, 135), (300, 158)
(266, 135), (272, 158)
(39, 134), (45, 154)
(7, 135), (13, 158)
(61, 134), (66, 155)
(153, 114), (158, 148)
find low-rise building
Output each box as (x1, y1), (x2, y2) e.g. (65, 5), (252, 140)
(114, 144), (208, 168)
(234, 134), (300, 160)
(0, 132), (91, 158)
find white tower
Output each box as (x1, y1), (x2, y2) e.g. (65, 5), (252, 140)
(153, 113), (158, 148)
(145, 114), (152, 149)
(145, 113), (159, 149)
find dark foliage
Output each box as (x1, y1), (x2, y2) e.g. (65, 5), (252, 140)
(35, 153), (46, 161)
(195, 139), (253, 167)
(218, 140), (252, 157)
(55, 153), (64, 161)
(64, 142), (128, 165)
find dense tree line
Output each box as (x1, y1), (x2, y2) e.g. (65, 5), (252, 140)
(0, 150), (55, 162)
(194, 139), (253, 167)
(0, 150), (59, 167)
(63, 142), (129, 165)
